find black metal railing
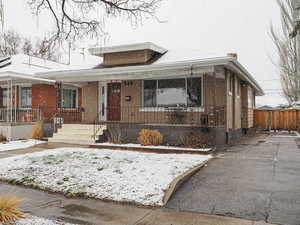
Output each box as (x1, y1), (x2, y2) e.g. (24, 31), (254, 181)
(40, 107), (84, 124)
(94, 105), (226, 126)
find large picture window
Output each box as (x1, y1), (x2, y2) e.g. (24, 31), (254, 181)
(62, 88), (77, 109)
(143, 77), (202, 107)
(20, 87), (32, 108)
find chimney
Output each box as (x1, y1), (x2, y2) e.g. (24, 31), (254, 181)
(227, 53), (238, 59)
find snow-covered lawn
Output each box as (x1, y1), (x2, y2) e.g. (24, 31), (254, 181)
(95, 143), (212, 152)
(0, 148), (211, 206)
(15, 216), (75, 225)
(0, 139), (45, 152)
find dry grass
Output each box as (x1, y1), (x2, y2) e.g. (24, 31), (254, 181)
(138, 129), (163, 146)
(31, 121), (44, 140)
(0, 134), (7, 143)
(0, 195), (26, 224)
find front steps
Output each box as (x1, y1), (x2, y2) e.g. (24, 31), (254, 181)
(48, 124), (105, 145)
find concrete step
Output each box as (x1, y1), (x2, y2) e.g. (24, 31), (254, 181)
(52, 133), (94, 139)
(56, 130), (95, 135)
(61, 124), (94, 130)
(48, 138), (95, 145)
(50, 124), (106, 145)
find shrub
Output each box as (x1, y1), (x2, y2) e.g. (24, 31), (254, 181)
(0, 195), (26, 223)
(138, 129), (163, 146)
(31, 121), (44, 140)
(107, 126), (122, 144)
(0, 134), (7, 143)
(180, 131), (212, 148)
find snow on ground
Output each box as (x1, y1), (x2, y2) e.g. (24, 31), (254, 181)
(95, 143), (212, 152)
(15, 216), (75, 225)
(0, 139), (45, 152)
(0, 148), (211, 206)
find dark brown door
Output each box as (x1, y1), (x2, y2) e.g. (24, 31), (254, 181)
(108, 83), (121, 121)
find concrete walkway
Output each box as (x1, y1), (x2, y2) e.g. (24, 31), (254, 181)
(167, 133), (300, 225)
(0, 182), (275, 225)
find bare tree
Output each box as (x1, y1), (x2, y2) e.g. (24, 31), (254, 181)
(3, 0), (161, 42)
(271, 0), (300, 104)
(0, 29), (61, 61)
(31, 36), (61, 61)
(0, 30), (22, 56)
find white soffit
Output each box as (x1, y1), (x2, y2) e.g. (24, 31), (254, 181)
(88, 42), (168, 56)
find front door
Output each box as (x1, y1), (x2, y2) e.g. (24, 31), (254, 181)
(107, 83), (121, 121)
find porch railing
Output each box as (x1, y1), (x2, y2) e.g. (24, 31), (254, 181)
(0, 108), (42, 123)
(41, 107), (83, 124)
(95, 105), (226, 126)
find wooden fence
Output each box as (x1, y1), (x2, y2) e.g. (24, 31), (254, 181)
(254, 109), (300, 130)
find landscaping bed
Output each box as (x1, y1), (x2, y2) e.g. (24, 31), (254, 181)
(0, 148), (211, 206)
(93, 143), (213, 154)
(0, 139), (45, 152)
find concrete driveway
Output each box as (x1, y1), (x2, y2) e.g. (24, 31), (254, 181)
(167, 132), (300, 225)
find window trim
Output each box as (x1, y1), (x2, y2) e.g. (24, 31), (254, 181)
(141, 75), (204, 111)
(19, 86), (32, 109)
(60, 86), (79, 109)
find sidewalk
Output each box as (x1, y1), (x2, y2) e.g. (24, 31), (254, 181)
(0, 182), (276, 225)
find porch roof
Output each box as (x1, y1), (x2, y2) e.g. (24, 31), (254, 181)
(0, 72), (56, 85)
(38, 56), (264, 96)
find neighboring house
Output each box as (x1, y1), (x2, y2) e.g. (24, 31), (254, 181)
(0, 53), (98, 140)
(35, 42), (264, 146)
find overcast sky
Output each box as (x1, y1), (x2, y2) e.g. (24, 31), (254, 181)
(3, 0), (283, 106)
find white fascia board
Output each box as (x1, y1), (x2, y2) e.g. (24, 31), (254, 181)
(55, 66), (215, 83)
(0, 72), (56, 84)
(88, 42), (168, 56)
(38, 57), (232, 79)
(226, 61), (264, 96)
(37, 56), (263, 95)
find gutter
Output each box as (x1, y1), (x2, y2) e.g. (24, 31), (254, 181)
(37, 56), (264, 95)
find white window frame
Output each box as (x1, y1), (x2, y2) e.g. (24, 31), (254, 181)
(60, 86), (79, 109)
(19, 85), (32, 109)
(140, 75), (204, 112)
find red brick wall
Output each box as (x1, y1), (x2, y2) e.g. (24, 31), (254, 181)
(32, 84), (57, 109)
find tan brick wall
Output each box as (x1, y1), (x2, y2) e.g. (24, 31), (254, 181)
(119, 76), (226, 125)
(241, 85), (255, 128)
(104, 50), (153, 66)
(81, 82), (98, 123)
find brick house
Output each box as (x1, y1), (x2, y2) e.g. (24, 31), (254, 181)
(35, 42), (264, 146)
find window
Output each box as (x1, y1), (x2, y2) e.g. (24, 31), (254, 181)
(143, 77), (202, 107)
(2, 88), (8, 107)
(62, 88), (77, 109)
(157, 79), (186, 107)
(144, 80), (157, 107)
(20, 87), (32, 108)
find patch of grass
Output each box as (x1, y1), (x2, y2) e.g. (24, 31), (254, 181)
(0, 195), (26, 223)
